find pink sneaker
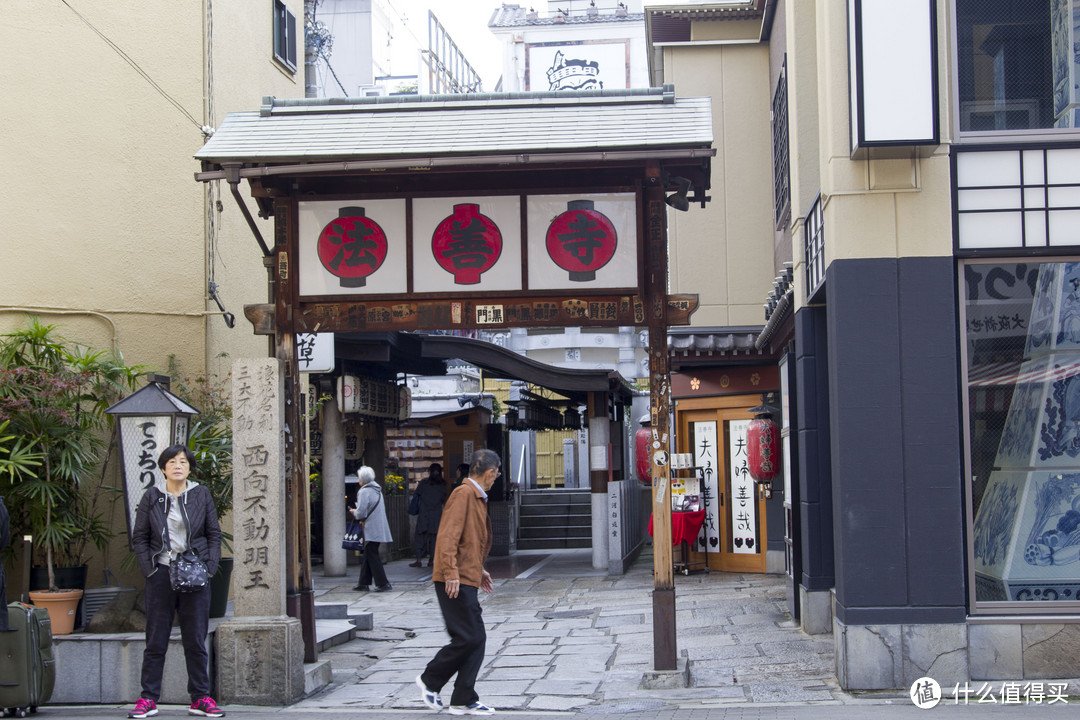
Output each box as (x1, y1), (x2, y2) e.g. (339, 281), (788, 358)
(189, 696), (225, 717)
(128, 698), (158, 718)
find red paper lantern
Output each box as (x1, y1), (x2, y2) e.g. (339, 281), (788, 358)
(635, 421), (652, 486)
(747, 415), (780, 482)
(546, 199), (618, 282)
(431, 203), (502, 285)
(317, 206), (388, 288)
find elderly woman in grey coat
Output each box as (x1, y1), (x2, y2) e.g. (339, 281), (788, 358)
(349, 465), (393, 592)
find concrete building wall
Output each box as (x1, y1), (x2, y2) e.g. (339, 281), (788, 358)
(663, 43), (775, 328)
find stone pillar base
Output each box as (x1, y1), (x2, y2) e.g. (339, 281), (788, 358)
(798, 587), (832, 635)
(215, 617), (304, 705)
(834, 618), (968, 690)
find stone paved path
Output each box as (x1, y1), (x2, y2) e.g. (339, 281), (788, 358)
(299, 547), (842, 713)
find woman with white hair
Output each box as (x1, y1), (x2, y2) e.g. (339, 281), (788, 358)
(348, 465), (394, 592)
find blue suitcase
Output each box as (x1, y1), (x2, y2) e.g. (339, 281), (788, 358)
(0, 603), (54, 718)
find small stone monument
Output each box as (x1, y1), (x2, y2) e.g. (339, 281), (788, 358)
(215, 358), (304, 704)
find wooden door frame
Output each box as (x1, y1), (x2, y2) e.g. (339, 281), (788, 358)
(676, 394), (768, 573)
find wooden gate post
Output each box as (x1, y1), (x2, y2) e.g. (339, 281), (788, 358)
(645, 163), (676, 671)
(274, 199), (318, 663)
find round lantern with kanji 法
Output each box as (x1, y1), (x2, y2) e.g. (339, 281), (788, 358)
(746, 413), (780, 482)
(316, 205), (389, 288)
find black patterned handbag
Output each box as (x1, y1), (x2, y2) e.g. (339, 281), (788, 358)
(170, 550), (210, 592)
(342, 519), (365, 551)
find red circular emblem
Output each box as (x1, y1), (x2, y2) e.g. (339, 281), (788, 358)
(317, 206), (388, 288)
(546, 200), (617, 282)
(431, 203), (502, 285)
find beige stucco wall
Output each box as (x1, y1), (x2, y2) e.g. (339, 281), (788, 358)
(663, 41), (775, 328)
(1, 0), (304, 590)
(2, 0), (301, 374)
(812, 0), (953, 271)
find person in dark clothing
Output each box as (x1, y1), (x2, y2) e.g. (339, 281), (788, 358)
(129, 444), (223, 719)
(410, 463), (447, 568)
(416, 449), (499, 716)
(452, 463), (470, 490)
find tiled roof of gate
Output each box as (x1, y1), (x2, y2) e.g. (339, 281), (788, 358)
(194, 87), (713, 166)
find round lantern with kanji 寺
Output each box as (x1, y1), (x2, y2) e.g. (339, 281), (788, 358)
(746, 412), (780, 482)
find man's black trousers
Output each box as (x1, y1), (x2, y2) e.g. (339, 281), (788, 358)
(421, 581), (485, 707)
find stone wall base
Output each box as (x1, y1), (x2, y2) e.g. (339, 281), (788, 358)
(799, 587), (831, 635)
(969, 622), (1080, 680)
(836, 618), (1080, 690)
(51, 628), (215, 704)
(215, 617), (304, 705)
(834, 618), (968, 690)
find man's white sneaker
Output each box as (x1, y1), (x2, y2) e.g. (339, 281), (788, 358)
(447, 701), (495, 715)
(416, 674), (444, 711)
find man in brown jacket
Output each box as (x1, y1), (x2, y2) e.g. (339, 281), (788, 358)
(416, 449), (499, 716)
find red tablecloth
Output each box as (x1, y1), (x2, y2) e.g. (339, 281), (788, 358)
(648, 510), (706, 546)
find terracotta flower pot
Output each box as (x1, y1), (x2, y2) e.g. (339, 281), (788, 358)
(28, 589), (84, 635)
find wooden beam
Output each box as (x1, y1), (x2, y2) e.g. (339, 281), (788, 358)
(249, 297), (695, 336)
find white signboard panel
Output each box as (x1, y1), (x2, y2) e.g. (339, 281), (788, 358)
(297, 199), (407, 296)
(412, 196), (523, 293)
(728, 418), (759, 554)
(692, 420), (720, 553)
(296, 333), (335, 374)
(527, 41), (630, 91)
(527, 193), (637, 291)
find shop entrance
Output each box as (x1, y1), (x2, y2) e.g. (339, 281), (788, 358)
(677, 395), (768, 574)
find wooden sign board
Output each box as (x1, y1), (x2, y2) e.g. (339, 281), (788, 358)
(258, 189), (698, 334)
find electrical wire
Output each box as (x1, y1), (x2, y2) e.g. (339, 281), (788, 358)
(58, 0), (204, 132)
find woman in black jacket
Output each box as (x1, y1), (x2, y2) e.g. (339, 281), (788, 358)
(128, 444), (224, 719)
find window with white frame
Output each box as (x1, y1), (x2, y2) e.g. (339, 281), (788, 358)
(273, 0), (297, 72)
(954, 146), (1080, 251)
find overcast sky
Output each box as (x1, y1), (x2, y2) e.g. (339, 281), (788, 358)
(386, 0), (504, 90)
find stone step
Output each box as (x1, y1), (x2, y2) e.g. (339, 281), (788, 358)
(516, 518), (587, 535)
(520, 490), (591, 506)
(315, 619), (357, 652)
(519, 525), (592, 540)
(315, 601), (374, 631)
(519, 505), (591, 519)
(304, 659), (333, 697)
(516, 536), (592, 550)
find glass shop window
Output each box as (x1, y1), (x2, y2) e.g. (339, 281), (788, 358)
(956, 1), (1055, 132)
(964, 260), (1080, 609)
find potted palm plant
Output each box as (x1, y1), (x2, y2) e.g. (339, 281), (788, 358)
(0, 319), (142, 633)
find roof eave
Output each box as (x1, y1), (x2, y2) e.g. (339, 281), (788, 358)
(195, 147), (715, 182)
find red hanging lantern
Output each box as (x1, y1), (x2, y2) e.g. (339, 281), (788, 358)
(746, 405), (780, 483)
(635, 414), (652, 486)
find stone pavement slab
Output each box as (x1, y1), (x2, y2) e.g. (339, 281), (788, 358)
(294, 549), (1080, 716)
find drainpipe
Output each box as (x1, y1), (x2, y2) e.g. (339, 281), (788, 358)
(224, 164), (272, 258)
